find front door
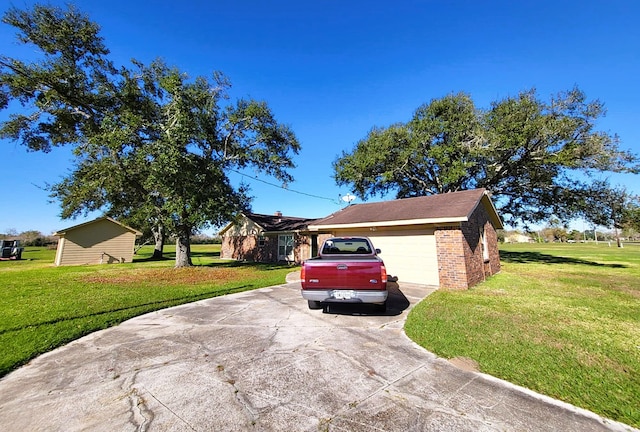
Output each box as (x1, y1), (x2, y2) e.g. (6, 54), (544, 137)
(278, 234), (294, 262)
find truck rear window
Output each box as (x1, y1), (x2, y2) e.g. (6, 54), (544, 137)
(322, 238), (372, 255)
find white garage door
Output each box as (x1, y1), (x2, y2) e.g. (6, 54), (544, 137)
(337, 229), (439, 286)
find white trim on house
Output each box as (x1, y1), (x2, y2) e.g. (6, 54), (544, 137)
(308, 216), (468, 231)
(218, 215), (265, 237)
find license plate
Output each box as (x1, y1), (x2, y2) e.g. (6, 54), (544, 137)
(333, 290), (355, 300)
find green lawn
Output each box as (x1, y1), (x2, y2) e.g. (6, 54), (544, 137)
(405, 242), (640, 428)
(0, 244), (294, 377)
(3, 242), (639, 428)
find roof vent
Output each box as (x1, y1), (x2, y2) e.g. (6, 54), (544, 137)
(274, 211), (282, 217)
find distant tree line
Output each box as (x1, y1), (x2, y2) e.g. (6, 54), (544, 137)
(0, 229), (222, 247)
(500, 226), (640, 244)
(0, 230), (57, 247)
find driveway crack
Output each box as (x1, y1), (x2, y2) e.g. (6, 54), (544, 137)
(123, 372), (154, 432)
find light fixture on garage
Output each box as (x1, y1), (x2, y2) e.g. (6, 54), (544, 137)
(370, 227), (377, 231)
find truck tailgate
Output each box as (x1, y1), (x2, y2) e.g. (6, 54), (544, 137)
(303, 259), (385, 290)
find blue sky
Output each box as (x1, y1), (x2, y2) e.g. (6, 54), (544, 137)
(1, 0), (639, 235)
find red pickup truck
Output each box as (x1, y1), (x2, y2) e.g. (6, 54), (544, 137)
(300, 237), (388, 312)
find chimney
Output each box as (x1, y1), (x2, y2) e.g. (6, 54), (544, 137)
(274, 211), (282, 217)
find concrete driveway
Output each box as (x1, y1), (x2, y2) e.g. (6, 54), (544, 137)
(0, 278), (634, 432)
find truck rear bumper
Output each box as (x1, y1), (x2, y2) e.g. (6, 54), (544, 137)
(301, 289), (388, 304)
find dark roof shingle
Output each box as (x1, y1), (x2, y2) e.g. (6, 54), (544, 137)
(246, 213), (317, 232)
(310, 188), (501, 228)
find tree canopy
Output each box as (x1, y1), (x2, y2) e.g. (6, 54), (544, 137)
(334, 90), (639, 226)
(581, 181), (640, 246)
(1, 4), (300, 267)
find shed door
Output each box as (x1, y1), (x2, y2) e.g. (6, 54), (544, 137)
(337, 229), (439, 286)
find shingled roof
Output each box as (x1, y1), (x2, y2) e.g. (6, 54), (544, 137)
(309, 188), (502, 229)
(242, 213), (317, 233)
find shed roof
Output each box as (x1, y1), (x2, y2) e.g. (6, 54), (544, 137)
(309, 188), (503, 230)
(53, 217), (142, 237)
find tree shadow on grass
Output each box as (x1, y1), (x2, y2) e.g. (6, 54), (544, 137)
(133, 255), (173, 262)
(190, 250), (221, 259)
(132, 253), (293, 272)
(500, 251), (627, 268)
(134, 250), (221, 263)
(200, 260), (293, 270)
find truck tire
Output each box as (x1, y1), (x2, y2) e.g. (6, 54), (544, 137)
(308, 300), (322, 310)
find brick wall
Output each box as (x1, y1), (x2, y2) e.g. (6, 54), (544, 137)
(221, 235), (258, 261)
(436, 226), (468, 289)
(485, 214), (501, 277)
(221, 233), (314, 263)
(256, 236), (279, 262)
(295, 234), (310, 263)
(462, 207), (484, 288)
(435, 205), (501, 290)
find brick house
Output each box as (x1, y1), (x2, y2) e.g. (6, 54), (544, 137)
(220, 189), (502, 289)
(219, 212), (331, 264)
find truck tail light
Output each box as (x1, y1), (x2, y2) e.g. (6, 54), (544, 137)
(300, 265), (306, 282)
(381, 264), (387, 284)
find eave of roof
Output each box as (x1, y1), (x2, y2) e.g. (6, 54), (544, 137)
(219, 190), (503, 235)
(259, 229), (309, 235)
(219, 212), (317, 235)
(308, 216), (469, 230)
(309, 189), (503, 230)
(54, 216), (142, 236)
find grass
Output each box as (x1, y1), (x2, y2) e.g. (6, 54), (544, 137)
(405, 242), (640, 428)
(3, 242), (639, 427)
(0, 244), (295, 377)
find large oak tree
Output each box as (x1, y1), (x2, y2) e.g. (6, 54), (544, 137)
(334, 90), (639, 226)
(1, 4), (300, 267)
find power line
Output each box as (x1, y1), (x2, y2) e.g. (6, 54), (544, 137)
(229, 169), (341, 204)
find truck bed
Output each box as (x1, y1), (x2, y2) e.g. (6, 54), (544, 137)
(300, 237), (388, 310)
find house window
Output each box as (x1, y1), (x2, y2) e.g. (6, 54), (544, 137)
(278, 234), (294, 261)
(481, 226), (490, 262)
(258, 236), (266, 247)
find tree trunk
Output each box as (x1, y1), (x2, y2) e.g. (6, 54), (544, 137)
(615, 227), (623, 248)
(152, 224), (165, 259)
(175, 227), (193, 268)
